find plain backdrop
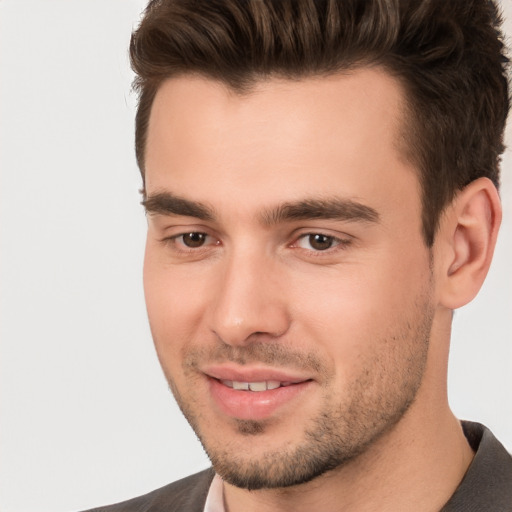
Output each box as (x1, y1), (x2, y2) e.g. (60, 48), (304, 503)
(1, 1), (511, 511)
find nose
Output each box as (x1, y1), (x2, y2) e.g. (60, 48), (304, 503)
(208, 251), (291, 346)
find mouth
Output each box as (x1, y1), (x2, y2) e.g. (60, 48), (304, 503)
(203, 367), (314, 421)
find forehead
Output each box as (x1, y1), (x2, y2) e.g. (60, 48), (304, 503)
(146, 69), (407, 159)
(144, 69), (418, 218)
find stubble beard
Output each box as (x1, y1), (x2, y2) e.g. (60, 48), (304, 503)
(162, 295), (434, 491)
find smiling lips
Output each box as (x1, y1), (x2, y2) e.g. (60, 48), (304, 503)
(204, 367), (313, 421)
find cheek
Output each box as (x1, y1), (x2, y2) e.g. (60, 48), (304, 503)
(289, 252), (429, 362)
(143, 244), (207, 359)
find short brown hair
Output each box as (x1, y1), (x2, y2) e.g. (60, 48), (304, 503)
(130, 0), (509, 245)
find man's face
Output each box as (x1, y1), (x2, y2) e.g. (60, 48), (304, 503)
(143, 69), (435, 489)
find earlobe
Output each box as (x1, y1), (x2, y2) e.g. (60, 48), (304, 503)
(438, 177), (502, 310)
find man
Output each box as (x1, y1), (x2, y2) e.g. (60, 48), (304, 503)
(88, 0), (512, 510)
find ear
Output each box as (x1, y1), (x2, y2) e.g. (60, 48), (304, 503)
(436, 177), (502, 310)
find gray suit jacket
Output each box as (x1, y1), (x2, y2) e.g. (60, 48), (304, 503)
(84, 468), (215, 512)
(83, 422), (512, 511)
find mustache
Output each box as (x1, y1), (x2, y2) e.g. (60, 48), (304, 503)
(182, 340), (325, 374)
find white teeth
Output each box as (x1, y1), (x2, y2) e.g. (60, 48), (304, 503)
(248, 381), (267, 392)
(220, 380), (284, 391)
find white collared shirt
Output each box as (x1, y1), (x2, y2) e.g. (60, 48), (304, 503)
(203, 474), (225, 512)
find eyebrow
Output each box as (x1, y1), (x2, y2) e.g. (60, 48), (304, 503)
(260, 198), (380, 225)
(142, 192), (215, 221)
(142, 192), (379, 225)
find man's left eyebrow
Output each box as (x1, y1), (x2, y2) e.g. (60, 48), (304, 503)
(260, 198), (380, 225)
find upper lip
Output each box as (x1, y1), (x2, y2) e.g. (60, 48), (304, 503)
(202, 364), (312, 384)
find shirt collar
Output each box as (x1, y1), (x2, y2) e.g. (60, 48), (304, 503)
(203, 473), (225, 512)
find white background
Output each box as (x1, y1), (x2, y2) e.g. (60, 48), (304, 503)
(1, 1), (511, 511)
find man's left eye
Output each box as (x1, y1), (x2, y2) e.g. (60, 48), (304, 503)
(296, 234), (339, 251)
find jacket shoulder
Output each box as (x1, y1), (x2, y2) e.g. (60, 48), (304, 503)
(82, 468), (215, 512)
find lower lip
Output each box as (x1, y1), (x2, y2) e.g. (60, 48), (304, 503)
(208, 377), (312, 421)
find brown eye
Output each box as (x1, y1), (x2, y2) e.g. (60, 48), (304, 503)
(308, 234), (334, 251)
(181, 232), (207, 248)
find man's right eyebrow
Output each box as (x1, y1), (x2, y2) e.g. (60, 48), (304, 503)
(142, 192), (215, 221)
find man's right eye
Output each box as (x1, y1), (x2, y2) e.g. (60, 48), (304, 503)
(176, 232), (209, 248)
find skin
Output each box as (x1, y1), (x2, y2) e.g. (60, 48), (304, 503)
(143, 68), (500, 511)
